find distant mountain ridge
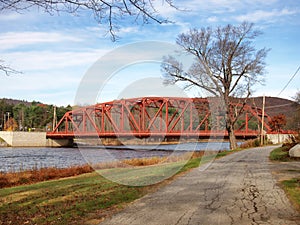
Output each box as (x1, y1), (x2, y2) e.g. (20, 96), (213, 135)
(249, 96), (298, 118)
(0, 98), (34, 106)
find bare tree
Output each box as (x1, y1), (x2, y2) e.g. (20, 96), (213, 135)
(162, 22), (269, 149)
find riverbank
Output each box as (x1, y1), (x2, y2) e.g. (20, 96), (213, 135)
(0, 150), (231, 225)
(0, 142), (234, 172)
(0, 151), (206, 188)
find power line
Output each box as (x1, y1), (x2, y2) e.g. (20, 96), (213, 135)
(277, 65), (300, 97)
(265, 103), (294, 109)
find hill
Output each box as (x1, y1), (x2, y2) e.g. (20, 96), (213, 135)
(0, 98), (33, 107)
(249, 96), (298, 118)
(0, 96), (298, 131)
(1, 96), (298, 118)
(0, 98), (71, 131)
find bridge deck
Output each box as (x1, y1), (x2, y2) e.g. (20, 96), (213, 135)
(46, 131), (260, 139)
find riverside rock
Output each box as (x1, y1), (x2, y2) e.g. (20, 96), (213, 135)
(289, 144), (300, 158)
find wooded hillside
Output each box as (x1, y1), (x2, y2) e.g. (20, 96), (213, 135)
(0, 96), (299, 131)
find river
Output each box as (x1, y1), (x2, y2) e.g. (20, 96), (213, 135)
(0, 142), (232, 172)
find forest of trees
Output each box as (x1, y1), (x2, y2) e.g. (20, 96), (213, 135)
(0, 99), (71, 131)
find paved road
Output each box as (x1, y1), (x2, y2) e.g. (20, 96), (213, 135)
(101, 146), (300, 225)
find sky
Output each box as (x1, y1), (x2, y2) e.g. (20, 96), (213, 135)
(0, 0), (299, 106)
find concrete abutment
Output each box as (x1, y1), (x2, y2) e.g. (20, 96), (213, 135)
(0, 131), (73, 147)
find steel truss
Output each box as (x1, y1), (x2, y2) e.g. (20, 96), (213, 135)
(47, 97), (273, 139)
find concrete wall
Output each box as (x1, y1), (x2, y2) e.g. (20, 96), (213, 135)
(266, 134), (294, 144)
(0, 131), (73, 147)
(46, 138), (73, 147)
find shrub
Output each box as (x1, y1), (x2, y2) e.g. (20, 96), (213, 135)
(0, 165), (94, 189)
(0, 176), (9, 188)
(239, 138), (261, 148)
(270, 146), (290, 161)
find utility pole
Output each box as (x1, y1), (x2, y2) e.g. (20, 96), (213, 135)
(21, 108), (24, 131)
(5, 112), (10, 131)
(3, 113), (5, 131)
(52, 106), (57, 131)
(260, 95), (265, 145)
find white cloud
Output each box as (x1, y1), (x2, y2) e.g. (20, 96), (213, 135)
(0, 31), (83, 50)
(207, 16), (218, 23)
(0, 71), (80, 106)
(181, 0), (279, 14)
(152, 1), (181, 19)
(0, 12), (23, 21)
(3, 49), (109, 71)
(235, 8), (298, 22)
(118, 26), (139, 35)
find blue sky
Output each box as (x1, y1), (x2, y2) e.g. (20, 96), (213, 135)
(0, 0), (299, 106)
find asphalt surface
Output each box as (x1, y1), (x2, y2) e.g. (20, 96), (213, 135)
(100, 146), (300, 225)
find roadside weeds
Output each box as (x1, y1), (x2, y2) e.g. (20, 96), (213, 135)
(269, 145), (300, 212)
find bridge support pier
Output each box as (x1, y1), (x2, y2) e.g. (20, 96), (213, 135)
(46, 138), (74, 147)
(0, 131), (74, 147)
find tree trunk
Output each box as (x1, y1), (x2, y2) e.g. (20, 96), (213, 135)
(227, 123), (237, 149)
(224, 92), (237, 150)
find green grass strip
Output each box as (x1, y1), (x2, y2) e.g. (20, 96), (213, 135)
(269, 146), (291, 162)
(0, 151), (232, 224)
(282, 178), (300, 210)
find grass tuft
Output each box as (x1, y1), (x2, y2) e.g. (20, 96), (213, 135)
(269, 146), (293, 162)
(282, 178), (300, 211)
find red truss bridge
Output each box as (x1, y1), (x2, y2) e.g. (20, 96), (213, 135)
(46, 97), (281, 140)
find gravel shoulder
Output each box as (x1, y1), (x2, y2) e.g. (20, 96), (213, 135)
(269, 160), (300, 183)
(269, 155), (300, 212)
(100, 146), (300, 225)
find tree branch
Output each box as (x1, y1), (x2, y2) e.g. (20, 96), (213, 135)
(0, 0), (176, 41)
(0, 60), (22, 76)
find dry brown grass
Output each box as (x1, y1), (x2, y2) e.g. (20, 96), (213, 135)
(0, 165), (94, 188)
(0, 151), (206, 189)
(122, 155), (186, 166)
(92, 151), (205, 169)
(239, 138), (261, 148)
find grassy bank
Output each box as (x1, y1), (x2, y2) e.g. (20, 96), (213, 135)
(282, 178), (300, 211)
(0, 172), (142, 224)
(269, 145), (292, 161)
(0, 151), (231, 225)
(0, 152), (205, 189)
(270, 144), (300, 212)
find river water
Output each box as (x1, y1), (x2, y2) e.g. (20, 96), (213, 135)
(0, 142), (231, 172)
